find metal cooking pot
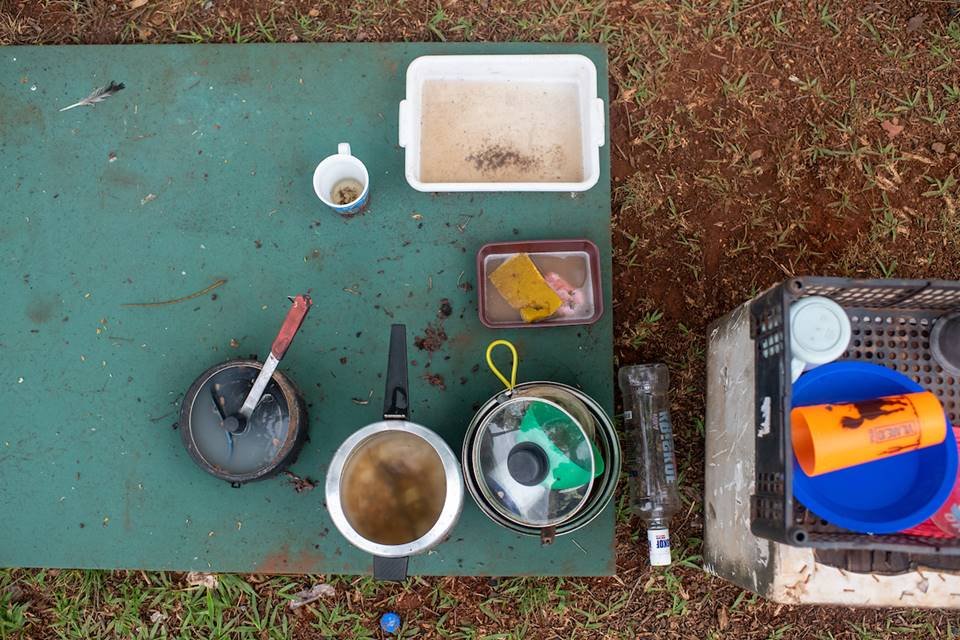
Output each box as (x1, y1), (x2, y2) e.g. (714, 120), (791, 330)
(462, 341), (621, 544)
(326, 325), (463, 581)
(178, 296), (312, 485)
(179, 359), (307, 485)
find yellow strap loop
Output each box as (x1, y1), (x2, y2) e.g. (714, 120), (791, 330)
(486, 340), (518, 391)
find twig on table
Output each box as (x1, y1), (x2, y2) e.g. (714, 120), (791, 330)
(122, 279), (226, 307)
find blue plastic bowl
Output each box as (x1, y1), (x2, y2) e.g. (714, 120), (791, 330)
(792, 361), (958, 534)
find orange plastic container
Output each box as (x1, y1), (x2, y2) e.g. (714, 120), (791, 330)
(791, 391), (947, 477)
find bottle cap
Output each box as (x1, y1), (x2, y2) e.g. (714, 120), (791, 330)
(380, 612), (401, 634)
(648, 527), (672, 566)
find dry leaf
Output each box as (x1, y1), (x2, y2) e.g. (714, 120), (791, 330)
(907, 13), (926, 33)
(129, 0), (149, 8)
(932, 142), (946, 154)
(186, 572), (218, 589)
(2, 586), (24, 603)
(619, 87), (637, 103)
(873, 173), (898, 192)
(900, 151), (934, 165)
(881, 119), (904, 139)
(288, 583), (335, 609)
(718, 606), (729, 630)
(308, 8), (320, 17)
(150, 611), (168, 624)
(748, 149), (763, 161)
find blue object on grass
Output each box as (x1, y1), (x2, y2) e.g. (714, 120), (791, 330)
(380, 612), (401, 634)
(792, 361), (958, 534)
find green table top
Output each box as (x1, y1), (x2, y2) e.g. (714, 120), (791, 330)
(1, 43), (614, 576)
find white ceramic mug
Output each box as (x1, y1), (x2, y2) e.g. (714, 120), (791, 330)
(313, 143), (369, 215)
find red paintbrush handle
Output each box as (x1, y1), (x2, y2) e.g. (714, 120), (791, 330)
(271, 294), (312, 358)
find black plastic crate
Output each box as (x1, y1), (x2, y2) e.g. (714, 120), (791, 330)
(750, 276), (960, 554)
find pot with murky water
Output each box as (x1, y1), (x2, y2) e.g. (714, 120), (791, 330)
(179, 296), (312, 485)
(325, 325), (464, 581)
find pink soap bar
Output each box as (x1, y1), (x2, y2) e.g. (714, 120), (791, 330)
(544, 272), (587, 317)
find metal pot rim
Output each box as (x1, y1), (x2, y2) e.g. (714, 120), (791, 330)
(463, 381), (621, 536)
(326, 420), (464, 558)
(469, 395), (596, 527)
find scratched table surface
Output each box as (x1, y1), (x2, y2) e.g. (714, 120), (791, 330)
(1, 43), (613, 576)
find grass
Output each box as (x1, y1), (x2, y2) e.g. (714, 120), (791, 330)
(4, 0), (960, 638)
(720, 72), (749, 99)
(624, 309), (665, 350)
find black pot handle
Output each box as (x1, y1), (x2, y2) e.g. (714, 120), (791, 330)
(383, 324), (409, 420)
(373, 555), (409, 582)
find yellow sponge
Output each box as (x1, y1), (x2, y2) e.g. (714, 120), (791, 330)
(489, 253), (562, 323)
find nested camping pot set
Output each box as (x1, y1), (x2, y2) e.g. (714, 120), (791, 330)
(178, 301), (621, 581)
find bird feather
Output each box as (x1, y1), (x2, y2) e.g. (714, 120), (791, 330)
(59, 81), (125, 112)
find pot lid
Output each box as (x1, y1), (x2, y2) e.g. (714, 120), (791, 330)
(186, 364), (295, 478)
(513, 384), (598, 441)
(473, 396), (597, 527)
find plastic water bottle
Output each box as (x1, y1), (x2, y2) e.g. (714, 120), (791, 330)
(619, 364), (680, 567)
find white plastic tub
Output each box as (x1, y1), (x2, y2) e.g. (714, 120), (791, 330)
(398, 54), (605, 192)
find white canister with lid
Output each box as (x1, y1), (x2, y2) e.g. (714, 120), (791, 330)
(789, 296), (852, 382)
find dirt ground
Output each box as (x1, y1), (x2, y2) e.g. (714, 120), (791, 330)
(3, 1), (960, 638)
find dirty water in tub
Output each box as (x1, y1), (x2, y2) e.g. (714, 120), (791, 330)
(419, 80), (585, 183)
(483, 251), (595, 323)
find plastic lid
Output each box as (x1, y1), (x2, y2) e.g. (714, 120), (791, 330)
(473, 397), (596, 527)
(189, 366), (293, 476)
(514, 384), (598, 440)
(789, 296), (851, 365)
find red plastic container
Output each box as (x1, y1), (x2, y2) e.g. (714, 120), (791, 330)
(476, 239), (603, 329)
(902, 427), (960, 539)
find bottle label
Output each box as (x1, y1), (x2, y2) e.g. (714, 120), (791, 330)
(648, 528), (672, 566)
(657, 412), (677, 484)
(647, 529), (671, 567)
